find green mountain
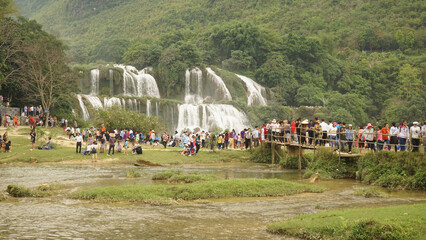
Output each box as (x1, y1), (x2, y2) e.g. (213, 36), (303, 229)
(13, 0), (426, 125)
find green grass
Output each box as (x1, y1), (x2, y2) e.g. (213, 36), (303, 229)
(126, 167), (141, 178)
(6, 184), (50, 198)
(353, 188), (387, 198)
(267, 204), (426, 240)
(74, 178), (323, 204)
(152, 170), (220, 183)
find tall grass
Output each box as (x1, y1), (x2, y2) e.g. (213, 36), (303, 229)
(75, 178), (323, 204)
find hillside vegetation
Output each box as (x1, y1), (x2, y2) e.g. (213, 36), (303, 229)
(8, 0), (426, 124)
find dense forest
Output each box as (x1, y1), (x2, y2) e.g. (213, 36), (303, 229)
(2, 0), (425, 125)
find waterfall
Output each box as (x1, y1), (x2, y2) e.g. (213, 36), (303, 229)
(177, 67), (250, 132)
(156, 102), (159, 116)
(83, 95), (103, 109)
(77, 95), (89, 121)
(177, 104), (250, 132)
(114, 64), (160, 98)
(121, 98), (126, 109)
(206, 67), (232, 101)
(90, 69), (100, 95)
(133, 99), (138, 112)
(128, 99), (133, 110)
(104, 97), (122, 108)
(109, 69), (114, 95)
(146, 100), (151, 116)
(235, 74), (267, 106)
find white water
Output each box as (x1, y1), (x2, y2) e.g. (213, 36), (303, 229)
(115, 64), (160, 98)
(77, 95), (89, 121)
(146, 100), (151, 117)
(156, 102), (159, 116)
(177, 104), (250, 132)
(177, 67), (250, 132)
(235, 74), (267, 106)
(184, 68), (204, 104)
(83, 95), (103, 109)
(206, 67), (232, 101)
(90, 69), (100, 95)
(104, 97), (122, 108)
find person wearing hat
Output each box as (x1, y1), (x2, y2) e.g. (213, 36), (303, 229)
(410, 121), (421, 152)
(398, 121), (409, 151)
(107, 133), (116, 156)
(362, 123), (376, 152)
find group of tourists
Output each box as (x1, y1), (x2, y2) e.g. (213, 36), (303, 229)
(0, 131), (11, 153)
(2, 114), (19, 127)
(263, 118), (426, 153)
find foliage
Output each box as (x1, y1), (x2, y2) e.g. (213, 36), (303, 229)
(303, 147), (358, 179)
(74, 178), (323, 204)
(357, 152), (426, 190)
(93, 107), (160, 133)
(126, 167), (141, 178)
(88, 38), (130, 63)
(152, 170), (220, 183)
(267, 204), (425, 239)
(352, 188), (387, 198)
(6, 184), (49, 197)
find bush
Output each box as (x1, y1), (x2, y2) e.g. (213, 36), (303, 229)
(94, 107), (160, 133)
(6, 185), (33, 197)
(348, 219), (410, 240)
(303, 147), (358, 179)
(357, 152), (426, 190)
(250, 143), (281, 163)
(152, 170), (182, 180)
(126, 168), (141, 178)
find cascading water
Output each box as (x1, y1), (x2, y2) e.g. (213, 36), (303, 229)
(77, 95), (89, 121)
(156, 102), (159, 116)
(206, 67), (232, 101)
(146, 100), (151, 117)
(115, 64), (160, 98)
(104, 97), (122, 108)
(90, 69), (100, 95)
(235, 74), (267, 106)
(177, 67), (251, 132)
(83, 95), (103, 109)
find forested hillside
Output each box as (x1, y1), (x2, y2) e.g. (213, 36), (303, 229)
(9, 0), (426, 124)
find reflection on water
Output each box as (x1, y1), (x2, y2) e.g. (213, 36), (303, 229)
(1, 163), (425, 239)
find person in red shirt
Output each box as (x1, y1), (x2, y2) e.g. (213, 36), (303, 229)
(29, 115), (35, 128)
(290, 120), (296, 143)
(381, 123), (390, 151)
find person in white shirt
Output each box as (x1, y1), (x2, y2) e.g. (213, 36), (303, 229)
(320, 119), (329, 146)
(75, 133), (83, 153)
(389, 122), (399, 152)
(398, 121), (409, 151)
(410, 121), (421, 152)
(362, 123), (375, 151)
(252, 126), (260, 147)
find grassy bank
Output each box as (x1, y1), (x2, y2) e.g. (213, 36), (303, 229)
(269, 147), (426, 190)
(267, 203), (426, 240)
(74, 179), (323, 204)
(152, 170), (220, 183)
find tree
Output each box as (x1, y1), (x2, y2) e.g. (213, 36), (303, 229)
(397, 63), (422, 99)
(88, 38), (130, 63)
(0, 0), (16, 18)
(20, 42), (70, 126)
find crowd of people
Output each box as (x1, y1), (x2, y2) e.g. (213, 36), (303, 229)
(1, 114), (425, 158)
(262, 118), (426, 153)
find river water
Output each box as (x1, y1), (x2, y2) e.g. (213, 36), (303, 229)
(1, 163), (425, 239)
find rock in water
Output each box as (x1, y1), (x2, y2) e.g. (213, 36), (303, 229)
(309, 173), (319, 183)
(134, 159), (162, 167)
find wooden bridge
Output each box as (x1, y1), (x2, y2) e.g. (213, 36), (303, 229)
(264, 141), (362, 171)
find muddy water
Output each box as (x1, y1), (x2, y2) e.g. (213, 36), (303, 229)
(1, 163), (425, 239)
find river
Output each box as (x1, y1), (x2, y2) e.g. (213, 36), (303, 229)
(1, 163), (425, 239)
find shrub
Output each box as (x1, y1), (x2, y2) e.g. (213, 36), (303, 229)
(348, 219), (410, 240)
(126, 168), (141, 178)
